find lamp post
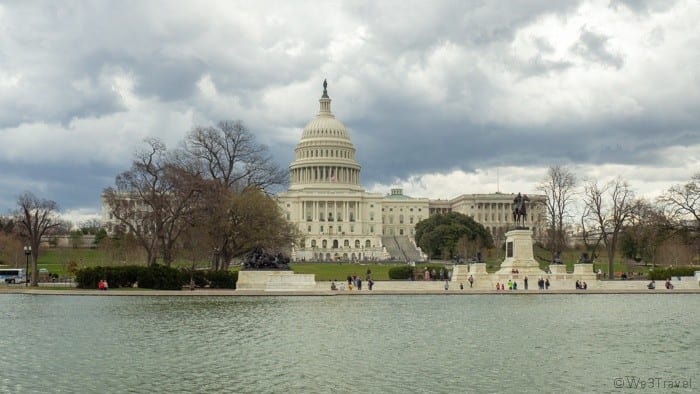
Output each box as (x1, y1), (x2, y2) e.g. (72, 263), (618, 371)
(23, 246), (31, 287)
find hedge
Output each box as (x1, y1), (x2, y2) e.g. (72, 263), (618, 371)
(75, 266), (238, 290)
(388, 264), (452, 280)
(388, 265), (413, 279)
(205, 270), (238, 289)
(648, 267), (698, 280)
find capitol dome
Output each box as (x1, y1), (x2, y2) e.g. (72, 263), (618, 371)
(288, 80), (363, 191)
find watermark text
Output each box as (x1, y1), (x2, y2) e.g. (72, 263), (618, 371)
(613, 376), (692, 390)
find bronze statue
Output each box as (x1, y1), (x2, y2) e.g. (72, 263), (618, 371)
(323, 79), (328, 95)
(512, 193), (530, 228)
(242, 246), (291, 270)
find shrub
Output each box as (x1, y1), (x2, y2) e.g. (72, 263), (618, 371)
(388, 265), (413, 280)
(76, 265), (184, 290)
(206, 270), (238, 289)
(648, 267), (698, 280)
(75, 267), (103, 289)
(137, 265), (183, 290)
(181, 270), (208, 288)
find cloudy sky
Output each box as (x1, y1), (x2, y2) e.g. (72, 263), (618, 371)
(1, 0), (698, 224)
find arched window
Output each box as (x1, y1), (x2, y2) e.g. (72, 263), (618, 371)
(322, 239), (327, 248)
(332, 240), (339, 248)
(344, 240), (350, 247)
(311, 240), (317, 247)
(365, 240), (371, 248)
(355, 240), (360, 248)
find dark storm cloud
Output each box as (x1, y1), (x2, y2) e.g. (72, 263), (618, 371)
(344, 0), (582, 49)
(0, 161), (116, 216)
(1, 0), (699, 216)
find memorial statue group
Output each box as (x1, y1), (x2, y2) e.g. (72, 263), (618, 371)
(242, 247), (291, 270)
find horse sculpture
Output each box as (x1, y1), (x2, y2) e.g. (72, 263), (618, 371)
(242, 246), (291, 270)
(512, 193), (530, 228)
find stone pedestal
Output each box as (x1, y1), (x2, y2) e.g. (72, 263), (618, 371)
(573, 264), (596, 281)
(549, 265), (567, 274)
(469, 263), (488, 274)
(451, 263), (488, 286)
(496, 228), (545, 276)
(237, 271), (316, 291)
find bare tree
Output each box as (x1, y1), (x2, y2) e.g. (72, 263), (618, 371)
(15, 192), (63, 286)
(582, 177), (635, 279)
(183, 121), (286, 191)
(181, 121), (289, 268)
(659, 173), (700, 227)
(621, 199), (674, 267)
(537, 165), (577, 260)
(659, 173), (700, 262)
(103, 138), (204, 266)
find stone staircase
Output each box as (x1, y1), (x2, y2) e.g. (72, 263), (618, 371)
(382, 236), (405, 261)
(381, 235), (425, 262)
(395, 235), (424, 262)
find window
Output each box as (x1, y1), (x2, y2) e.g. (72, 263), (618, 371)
(311, 240), (317, 247)
(344, 240), (350, 247)
(355, 240), (360, 248)
(365, 240), (371, 247)
(307, 225), (311, 233)
(320, 225), (324, 233)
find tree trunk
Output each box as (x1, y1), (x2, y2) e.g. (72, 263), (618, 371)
(31, 254), (39, 287)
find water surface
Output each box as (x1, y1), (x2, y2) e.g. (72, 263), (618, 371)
(1, 294), (696, 393)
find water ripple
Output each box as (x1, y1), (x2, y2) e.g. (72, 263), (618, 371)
(0, 294), (698, 393)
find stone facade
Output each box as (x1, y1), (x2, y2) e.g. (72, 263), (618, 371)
(277, 84), (547, 261)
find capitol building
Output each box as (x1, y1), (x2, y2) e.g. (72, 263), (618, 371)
(277, 82), (546, 262)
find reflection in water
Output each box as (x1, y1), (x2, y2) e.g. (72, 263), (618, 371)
(1, 294), (697, 393)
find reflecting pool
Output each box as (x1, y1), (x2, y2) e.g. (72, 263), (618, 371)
(1, 294), (696, 393)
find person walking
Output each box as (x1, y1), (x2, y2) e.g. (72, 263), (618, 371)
(524, 276), (528, 290)
(468, 275), (474, 288)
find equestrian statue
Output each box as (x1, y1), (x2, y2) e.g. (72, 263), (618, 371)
(512, 192), (530, 228)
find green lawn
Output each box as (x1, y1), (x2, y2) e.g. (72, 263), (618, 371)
(30, 246), (654, 280)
